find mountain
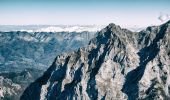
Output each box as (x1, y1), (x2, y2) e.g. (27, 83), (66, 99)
(0, 25), (104, 33)
(0, 31), (96, 100)
(20, 20), (170, 100)
(0, 68), (44, 100)
(0, 31), (96, 72)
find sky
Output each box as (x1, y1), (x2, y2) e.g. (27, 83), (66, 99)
(0, 0), (170, 27)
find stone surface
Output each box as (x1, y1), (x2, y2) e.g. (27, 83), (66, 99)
(21, 21), (170, 100)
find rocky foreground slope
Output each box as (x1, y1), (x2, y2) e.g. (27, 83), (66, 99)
(21, 21), (170, 100)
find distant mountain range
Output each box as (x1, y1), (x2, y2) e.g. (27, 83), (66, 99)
(0, 30), (96, 100)
(0, 25), (105, 32)
(21, 20), (170, 100)
(0, 25), (144, 32)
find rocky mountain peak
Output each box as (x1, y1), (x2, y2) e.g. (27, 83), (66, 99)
(21, 21), (170, 100)
(106, 23), (121, 30)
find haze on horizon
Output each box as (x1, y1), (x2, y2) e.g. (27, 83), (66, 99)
(0, 0), (170, 28)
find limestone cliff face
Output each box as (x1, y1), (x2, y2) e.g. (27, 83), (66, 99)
(21, 21), (170, 100)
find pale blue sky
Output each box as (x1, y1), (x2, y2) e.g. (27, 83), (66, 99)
(0, 0), (170, 27)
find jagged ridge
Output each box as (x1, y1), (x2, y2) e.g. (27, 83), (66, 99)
(21, 20), (170, 100)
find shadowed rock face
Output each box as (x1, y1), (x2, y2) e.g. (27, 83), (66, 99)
(21, 21), (170, 100)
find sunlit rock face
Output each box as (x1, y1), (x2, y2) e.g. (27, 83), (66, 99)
(21, 20), (170, 100)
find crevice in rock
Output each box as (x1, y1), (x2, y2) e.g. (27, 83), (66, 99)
(55, 63), (84, 100)
(101, 93), (106, 100)
(47, 56), (70, 99)
(86, 38), (112, 99)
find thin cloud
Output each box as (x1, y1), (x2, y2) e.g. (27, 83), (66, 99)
(158, 13), (170, 22)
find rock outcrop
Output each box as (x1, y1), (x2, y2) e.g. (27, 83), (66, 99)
(21, 21), (170, 100)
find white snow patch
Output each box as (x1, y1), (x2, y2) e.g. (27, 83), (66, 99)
(18, 35), (38, 42)
(75, 36), (84, 41)
(11, 25), (104, 33)
(36, 26), (104, 32)
(158, 13), (170, 22)
(19, 30), (34, 33)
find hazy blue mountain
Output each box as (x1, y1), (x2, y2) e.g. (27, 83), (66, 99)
(0, 30), (97, 100)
